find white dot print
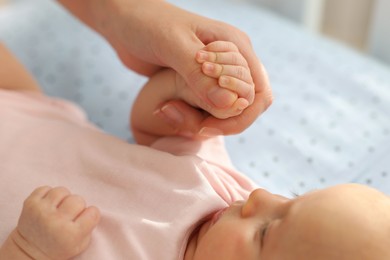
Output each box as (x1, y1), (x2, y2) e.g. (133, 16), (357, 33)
(1, 0), (389, 197)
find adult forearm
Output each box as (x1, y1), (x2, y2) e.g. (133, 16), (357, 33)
(57, 0), (150, 41)
(58, 0), (163, 75)
(57, 0), (108, 34)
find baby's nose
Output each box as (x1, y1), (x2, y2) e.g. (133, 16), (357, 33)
(241, 189), (289, 218)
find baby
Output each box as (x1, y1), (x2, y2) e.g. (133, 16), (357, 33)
(128, 42), (390, 260)
(0, 41), (389, 260)
(185, 184), (390, 259)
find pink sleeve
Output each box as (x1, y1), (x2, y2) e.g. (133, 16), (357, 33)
(0, 90), (93, 128)
(152, 136), (259, 202)
(151, 136), (235, 169)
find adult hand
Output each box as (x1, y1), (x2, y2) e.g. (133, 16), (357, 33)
(59, 0), (272, 135)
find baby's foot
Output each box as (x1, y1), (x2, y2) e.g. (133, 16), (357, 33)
(183, 41), (255, 119)
(13, 186), (100, 259)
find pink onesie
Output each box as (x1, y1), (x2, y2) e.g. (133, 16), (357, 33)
(0, 90), (257, 259)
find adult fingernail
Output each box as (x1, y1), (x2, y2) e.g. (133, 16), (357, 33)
(161, 105), (184, 124)
(199, 127), (223, 137)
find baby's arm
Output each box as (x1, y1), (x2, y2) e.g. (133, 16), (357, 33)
(131, 41), (254, 146)
(0, 186), (100, 260)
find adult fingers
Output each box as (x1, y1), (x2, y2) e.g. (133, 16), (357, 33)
(155, 100), (208, 138)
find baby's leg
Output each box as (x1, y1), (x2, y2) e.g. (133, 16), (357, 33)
(9, 186), (100, 259)
(132, 42), (255, 144)
(180, 41), (255, 119)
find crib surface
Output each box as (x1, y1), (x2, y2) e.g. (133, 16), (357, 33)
(1, 0), (389, 197)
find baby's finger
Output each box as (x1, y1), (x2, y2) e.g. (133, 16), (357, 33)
(228, 98), (250, 115)
(28, 186), (52, 200)
(75, 206), (100, 234)
(58, 194), (87, 221)
(43, 186), (71, 207)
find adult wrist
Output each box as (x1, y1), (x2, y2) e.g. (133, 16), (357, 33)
(97, 0), (158, 41)
(57, 0), (114, 37)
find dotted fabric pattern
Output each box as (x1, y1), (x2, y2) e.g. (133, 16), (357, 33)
(1, 0), (389, 197)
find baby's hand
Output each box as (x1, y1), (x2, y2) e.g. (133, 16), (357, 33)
(13, 186), (100, 259)
(195, 41), (255, 119)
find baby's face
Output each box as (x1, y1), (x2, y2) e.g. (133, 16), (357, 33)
(184, 184), (390, 260)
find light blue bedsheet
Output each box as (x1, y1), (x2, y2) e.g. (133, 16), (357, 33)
(1, 0), (389, 197)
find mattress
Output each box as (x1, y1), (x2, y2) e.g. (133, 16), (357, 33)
(1, 0), (389, 196)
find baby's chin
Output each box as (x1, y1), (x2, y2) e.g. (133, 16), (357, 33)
(183, 217), (212, 260)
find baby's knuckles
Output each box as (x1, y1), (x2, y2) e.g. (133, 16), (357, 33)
(42, 218), (90, 259)
(18, 197), (48, 238)
(18, 207), (90, 259)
